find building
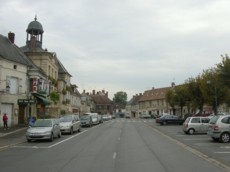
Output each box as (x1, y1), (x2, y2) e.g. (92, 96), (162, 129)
(90, 90), (113, 114)
(126, 93), (142, 118)
(138, 87), (171, 117)
(0, 33), (33, 126)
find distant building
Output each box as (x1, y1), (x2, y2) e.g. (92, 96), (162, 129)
(138, 87), (171, 116)
(126, 94), (142, 118)
(90, 90), (113, 114)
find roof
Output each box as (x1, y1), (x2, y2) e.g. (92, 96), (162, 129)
(26, 16), (44, 34)
(0, 34), (33, 66)
(139, 87), (171, 102)
(127, 94), (142, 105)
(57, 58), (72, 77)
(91, 94), (112, 105)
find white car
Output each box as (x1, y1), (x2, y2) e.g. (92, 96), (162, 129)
(26, 119), (61, 142)
(59, 114), (81, 134)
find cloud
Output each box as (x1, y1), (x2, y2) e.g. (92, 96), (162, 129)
(1, 0), (230, 100)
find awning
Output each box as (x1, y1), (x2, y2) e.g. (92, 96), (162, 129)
(33, 94), (52, 105)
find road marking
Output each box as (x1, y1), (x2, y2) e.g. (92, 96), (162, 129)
(48, 130), (87, 148)
(214, 152), (230, 154)
(113, 152), (117, 159)
(12, 130), (87, 149)
(146, 124), (230, 172)
(183, 138), (209, 140)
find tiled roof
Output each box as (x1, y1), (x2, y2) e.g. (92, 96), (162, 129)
(91, 94), (112, 105)
(139, 87), (171, 102)
(0, 34), (33, 66)
(127, 95), (142, 105)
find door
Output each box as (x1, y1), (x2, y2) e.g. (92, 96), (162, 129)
(1, 104), (13, 127)
(200, 118), (210, 133)
(18, 106), (26, 124)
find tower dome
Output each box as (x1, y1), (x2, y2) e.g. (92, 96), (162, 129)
(26, 16), (44, 35)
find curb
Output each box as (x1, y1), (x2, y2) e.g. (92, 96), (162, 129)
(0, 127), (27, 138)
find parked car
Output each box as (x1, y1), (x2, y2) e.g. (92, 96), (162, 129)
(59, 114), (81, 134)
(159, 115), (185, 125)
(207, 114), (230, 143)
(26, 118), (61, 142)
(90, 113), (100, 125)
(80, 114), (93, 127)
(183, 117), (210, 134)
(102, 114), (110, 121)
(98, 115), (103, 123)
(125, 113), (131, 118)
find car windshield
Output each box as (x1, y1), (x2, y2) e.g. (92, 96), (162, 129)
(33, 119), (52, 127)
(91, 115), (97, 118)
(80, 115), (90, 120)
(185, 117), (190, 123)
(60, 116), (73, 122)
(209, 116), (220, 124)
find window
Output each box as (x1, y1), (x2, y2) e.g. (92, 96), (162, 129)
(221, 117), (230, 124)
(201, 118), (210, 123)
(191, 118), (200, 123)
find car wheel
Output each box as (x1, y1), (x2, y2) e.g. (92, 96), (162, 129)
(188, 128), (195, 135)
(220, 132), (230, 143)
(27, 139), (31, 143)
(163, 121), (167, 125)
(50, 133), (54, 142)
(78, 126), (81, 132)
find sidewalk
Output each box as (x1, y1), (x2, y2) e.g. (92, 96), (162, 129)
(0, 125), (27, 150)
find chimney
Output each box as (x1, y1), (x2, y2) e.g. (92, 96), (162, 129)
(102, 89), (105, 94)
(8, 32), (15, 44)
(106, 91), (108, 97)
(93, 90), (95, 95)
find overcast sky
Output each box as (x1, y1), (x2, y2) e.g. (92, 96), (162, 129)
(1, 0), (230, 100)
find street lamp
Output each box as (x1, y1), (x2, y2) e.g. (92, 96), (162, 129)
(207, 81), (217, 115)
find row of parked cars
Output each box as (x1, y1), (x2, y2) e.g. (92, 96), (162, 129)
(155, 113), (230, 143)
(25, 113), (113, 142)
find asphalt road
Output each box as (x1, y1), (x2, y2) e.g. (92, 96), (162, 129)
(0, 119), (229, 172)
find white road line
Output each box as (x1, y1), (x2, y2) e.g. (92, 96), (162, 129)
(48, 130), (87, 148)
(183, 138), (209, 141)
(13, 130), (87, 149)
(113, 152), (117, 159)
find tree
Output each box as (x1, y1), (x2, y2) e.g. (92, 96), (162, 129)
(113, 91), (127, 109)
(166, 89), (176, 115)
(174, 84), (190, 116)
(187, 77), (205, 115)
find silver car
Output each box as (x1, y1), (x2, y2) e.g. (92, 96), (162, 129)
(26, 119), (61, 142)
(59, 114), (81, 134)
(207, 114), (230, 143)
(183, 117), (210, 134)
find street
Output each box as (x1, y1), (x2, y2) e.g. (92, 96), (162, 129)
(0, 118), (229, 172)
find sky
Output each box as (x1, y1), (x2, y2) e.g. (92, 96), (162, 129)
(1, 0), (230, 100)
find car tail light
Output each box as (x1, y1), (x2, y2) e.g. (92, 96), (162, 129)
(213, 125), (219, 131)
(184, 123), (188, 128)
